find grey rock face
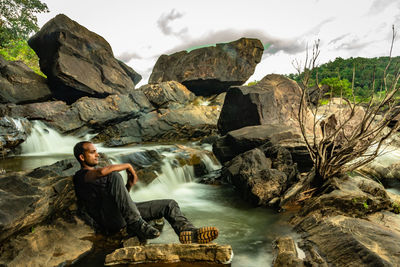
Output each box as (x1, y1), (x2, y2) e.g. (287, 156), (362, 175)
(28, 14), (141, 103)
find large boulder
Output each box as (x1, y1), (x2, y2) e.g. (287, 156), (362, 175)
(222, 147), (298, 206)
(217, 74), (310, 135)
(105, 244), (233, 265)
(0, 56), (52, 104)
(28, 14), (141, 104)
(213, 125), (312, 172)
(0, 116), (31, 156)
(139, 81), (195, 109)
(71, 91), (154, 129)
(93, 105), (219, 146)
(149, 38), (264, 96)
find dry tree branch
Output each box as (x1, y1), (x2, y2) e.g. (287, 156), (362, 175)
(296, 26), (400, 183)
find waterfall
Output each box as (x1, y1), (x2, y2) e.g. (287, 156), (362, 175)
(20, 121), (85, 156)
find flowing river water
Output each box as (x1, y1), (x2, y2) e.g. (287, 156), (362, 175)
(0, 121), (299, 266)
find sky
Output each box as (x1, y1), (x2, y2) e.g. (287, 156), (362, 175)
(36, 0), (400, 87)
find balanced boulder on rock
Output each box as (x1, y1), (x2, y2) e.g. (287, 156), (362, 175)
(149, 38), (264, 96)
(28, 14), (142, 104)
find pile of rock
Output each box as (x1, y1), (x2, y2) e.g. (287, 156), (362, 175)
(0, 14), (265, 155)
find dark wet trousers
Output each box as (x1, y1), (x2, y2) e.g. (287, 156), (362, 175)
(95, 172), (194, 235)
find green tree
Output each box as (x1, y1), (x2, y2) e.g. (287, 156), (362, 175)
(0, 0), (48, 47)
(320, 77), (352, 98)
(0, 38), (43, 75)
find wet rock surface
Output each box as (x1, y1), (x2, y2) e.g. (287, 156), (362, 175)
(149, 38), (263, 96)
(0, 116), (31, 156)
(28, 14), (141, 103)
(0, 56), (52, 104)
(104, 243), (233, 265)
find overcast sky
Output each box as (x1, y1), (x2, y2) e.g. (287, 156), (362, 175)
(36, 0), (400, 87)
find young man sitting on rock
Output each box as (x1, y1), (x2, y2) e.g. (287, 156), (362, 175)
(73, 141), (219, 243)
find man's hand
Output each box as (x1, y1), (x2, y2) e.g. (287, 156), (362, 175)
(126, 167), (138, 192)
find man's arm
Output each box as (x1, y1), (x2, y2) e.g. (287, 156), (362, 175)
(84, 163), (138, 185)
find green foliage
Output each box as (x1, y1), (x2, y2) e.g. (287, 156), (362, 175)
(363, 201), (369, 210)
(0, 0), (48, 47)
(288, 56), (400, 99)
(319, 98), (329, 106)
(321, 77), (352, 98)
(0, 39), (44, 76)
(246, 80), (259, 86)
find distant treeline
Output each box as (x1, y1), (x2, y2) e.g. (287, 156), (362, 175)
(287, 56), (400, 99)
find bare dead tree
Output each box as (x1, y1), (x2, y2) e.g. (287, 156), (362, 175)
(295, 27), (400, 188)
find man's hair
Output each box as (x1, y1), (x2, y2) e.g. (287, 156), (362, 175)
(73, 141), (92, 163)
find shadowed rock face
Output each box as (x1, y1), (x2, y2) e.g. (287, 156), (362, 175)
(217, 74), (307, 136)
(28, 14), (141, 104)
(149, 38), (264, 96)
(0, 56), (52, 104)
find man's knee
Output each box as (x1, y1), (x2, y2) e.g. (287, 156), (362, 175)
(108, 172), (125, 186)
(166, 199), (178, 207)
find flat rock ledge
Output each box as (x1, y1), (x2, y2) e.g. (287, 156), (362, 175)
(104, 243), (233, 265)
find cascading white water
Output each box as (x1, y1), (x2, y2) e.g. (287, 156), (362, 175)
(21, 121), (85, 156)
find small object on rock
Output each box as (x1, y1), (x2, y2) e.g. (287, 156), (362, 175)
(104, 243), (233, 265)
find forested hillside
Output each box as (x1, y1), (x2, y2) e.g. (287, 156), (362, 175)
(287, 56), (400, 99)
